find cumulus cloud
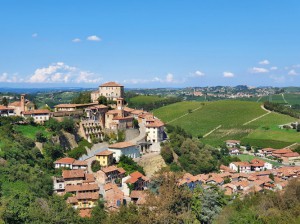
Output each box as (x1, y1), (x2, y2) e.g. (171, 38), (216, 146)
(288, 69), (297, 76)
(223, 72), (234, 78)
(270, 66), (278, 70)
(72, 38), (81, 43)
(191, 70), (205, 77)
(28, 62), (102, 83)
(259, 59), (270, 65)
(0, 73), (22, 83)
(250, 67), (269, 73)
(32, 33), (38, 38)
(87, 35), (101, 41)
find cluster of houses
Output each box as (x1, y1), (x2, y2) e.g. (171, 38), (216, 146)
(0, 81), (166, 144)
(53, 142), (149, 217)
(179, 162), (300, 197)
(225, 140), (300, 164)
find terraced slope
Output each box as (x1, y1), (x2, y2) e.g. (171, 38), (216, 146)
(153, 100), (298, 148)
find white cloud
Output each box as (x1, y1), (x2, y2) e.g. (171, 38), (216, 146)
(259, 59), (270, 65)
(166, 73), (174, 83)
(223, 72), (234, 78)
(28, 62), (102, 83)
(72, 38), (81, 43)
(0, 73), (22, 83)
(32, 33), (38, 38)
(270, 66), (278, 70)
(288, 69), (297, 76)
(87, 35), (101, 41)
(250, 67), (269, 73)
(191, 70), (205, 77)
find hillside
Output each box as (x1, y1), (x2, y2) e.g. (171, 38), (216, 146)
(153, 100), (299, 148)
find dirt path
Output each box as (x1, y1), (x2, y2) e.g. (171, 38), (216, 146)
(282, 93), (289, 104)
(166, 106), (203, 124)
(203, 125), (222, 138)
(243, 105), (271, 126)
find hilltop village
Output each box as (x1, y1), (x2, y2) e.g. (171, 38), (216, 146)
(0, 82), (299, 220)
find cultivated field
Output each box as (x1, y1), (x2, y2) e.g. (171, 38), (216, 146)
(128, 95), (165, 104)
(14, 125), (52, 140)
(153, 100), (299, 148)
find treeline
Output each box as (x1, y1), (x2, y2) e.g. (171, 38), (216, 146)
(264, 101), (300, 119)
(161, 125), (239, 174)
(215, 179), (300, 224)
(127, 96), (182, 111)
(71, 92), (92, 104)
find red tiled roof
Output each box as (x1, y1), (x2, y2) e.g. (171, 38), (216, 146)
(262, 148), (276, 152)
(106, 109), (119, 115)
(130, 110), (144, 115)
(281, 152), (300, 158)
(67, 196), (78, 204)
(72, 160), (88, 166)
(22, 109), (50, 115)
(232, 162), (251, 167)
(112, 116), (133, 121)
(109, 141), (136, 149)
(100, 81), (123, 87)
(9, 101), (21, 107)
(54, 157), (75, 164)
(146, 119), (164, 128)
(65, 183), (99, 192)
(273, 149), (293, 154)
(125, 171), (149, 184)
(76, 192), (99, 200)
(62, 170), (85, 179)
(102, 165), (119, 173)
(95, 150), (114, 156)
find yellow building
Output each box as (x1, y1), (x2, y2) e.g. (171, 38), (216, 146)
(95, 150), (114, 167)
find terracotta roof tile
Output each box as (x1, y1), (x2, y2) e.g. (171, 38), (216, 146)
(55, 157), (76, 164)
(62, 170), (85, 179)
(95, 150), (114, 156)
(109, 141), (136, 149)
(100, 81), (123, 87)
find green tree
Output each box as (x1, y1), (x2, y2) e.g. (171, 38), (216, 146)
(1, 97), (8, 106)
(98, 96), (108, 105)
(91, 160), (101, 172)
(35, 131), (47, 143)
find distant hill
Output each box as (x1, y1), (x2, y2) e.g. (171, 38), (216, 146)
(153, 100), (299, 148)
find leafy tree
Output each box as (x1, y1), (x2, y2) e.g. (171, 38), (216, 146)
(1, 97), (8, 106)
(117, 155), (145, 175)
(91, 160), (101, 172)
(61, 117), (76, 133)
(160, 145), (174, 164)
(35, 131), (47, 143)
(71, 92), (91, 104)
(98, 96), (108, 105)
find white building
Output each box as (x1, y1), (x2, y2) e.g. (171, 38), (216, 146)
(54, 157), (87, 170)
(108, 141), (140, 162)
(229, 162), (251, 173)
(145, 118), (165, 143)
(22, 109), (51, 123)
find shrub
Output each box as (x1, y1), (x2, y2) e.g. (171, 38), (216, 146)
(91, 160), (101, 172)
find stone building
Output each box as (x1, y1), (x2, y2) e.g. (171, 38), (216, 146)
(91, 81), (124, 102)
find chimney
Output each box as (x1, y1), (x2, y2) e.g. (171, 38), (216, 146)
(20, 94), (25, 112)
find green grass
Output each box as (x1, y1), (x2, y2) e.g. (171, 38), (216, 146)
(237, 154), (281, 167)
(153, 101), (203, 123)
(14, 125), (52, 140)
(128, 95), (165, 104)
(154, 100), (298, 147)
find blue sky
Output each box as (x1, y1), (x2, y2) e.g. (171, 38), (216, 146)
(0, 0), (300, 88)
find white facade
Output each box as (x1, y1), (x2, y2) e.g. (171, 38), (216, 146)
(108, 145), (140, 162)
(146, 126), (164, 143)
(55, 163), (73, 169)
(229, 163), (251, 173)
(264, 162), (273, 170)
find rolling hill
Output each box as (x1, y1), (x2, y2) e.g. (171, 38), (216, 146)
(153, 100), (299, 148)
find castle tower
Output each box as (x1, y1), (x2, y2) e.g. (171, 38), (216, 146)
(20, 94), (26, 112)
(117, 98), (124, 117)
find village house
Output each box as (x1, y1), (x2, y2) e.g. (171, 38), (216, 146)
(125, 171), (149, 190)
(84, 104), (109, 126)
(145, 117), (165, 143)
(54, 103), (97, 112)
(108, 141), (140, 162)
(229, 162), (251, 173)
(54, 157), (87, 170)
(0, 105), (15, 117)
(22, 109), (51, 123)
(8, 94), (35, 116)
(130, 190), (147, 205)
(96, 165), (126, 185)
(67, 192), (99, 210)
(260, 148), (276, 156)
(95, 150), (115, 167)
(228, 148), (240, 155)
(250, 159), (273, 171)
(226, 140), (241, 148)
(91, 81), (125, 102)
(103, 183), (125, 210)
(62, 169), (86, 185)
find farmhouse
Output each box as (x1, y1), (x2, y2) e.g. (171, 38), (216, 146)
(91, 81), (125, 102)
(226, 140), (240, 148)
